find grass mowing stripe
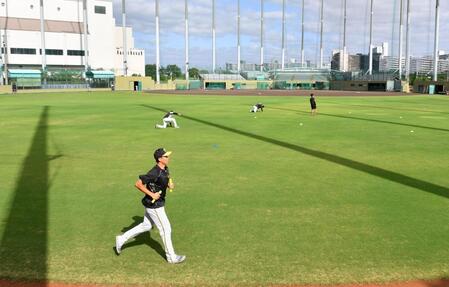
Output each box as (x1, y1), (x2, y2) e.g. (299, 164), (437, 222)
(142, 104), (449, 200)
(269, 106), (449, 133)
(1, 93), (448, 285)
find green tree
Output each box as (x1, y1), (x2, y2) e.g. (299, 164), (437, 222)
(188, 67), (200, 79)
(146, 64), (170, 81)
(145, 64), (156, 79)
(165, 64), (183, 80)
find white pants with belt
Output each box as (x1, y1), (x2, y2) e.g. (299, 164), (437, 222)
(121, 206), (176, 260)
(156, 118), (178, 128)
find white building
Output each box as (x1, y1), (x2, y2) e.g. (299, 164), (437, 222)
(0, 0), (144, 83)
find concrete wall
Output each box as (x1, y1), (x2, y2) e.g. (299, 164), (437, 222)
(203, 80), (269, 90)
(114, 76), (154, 91)
(0, 85), (12, 93)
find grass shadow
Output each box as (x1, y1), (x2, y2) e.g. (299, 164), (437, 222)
(118, 216), (165, 259)
(269, 106), (449, 133)
(0, 106), (50, 285)
(142, 104), (449, 200)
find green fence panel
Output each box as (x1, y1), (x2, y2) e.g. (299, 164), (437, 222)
(16, 78), (41, 87)
(257, 82), (270, 90)
(206, 82), (226, 90)
(273, 81), (287, 90)
(176, 84), (188, 90)
(189, 80), (201, 90)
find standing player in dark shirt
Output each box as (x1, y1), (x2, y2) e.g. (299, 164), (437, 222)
(115, 148), (186, 264)
(310, 93), (317, 115)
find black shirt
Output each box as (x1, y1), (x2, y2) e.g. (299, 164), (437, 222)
(163, 112), (179, 119)
(310, 97), (316, 108)
(139, 165), (170, 209)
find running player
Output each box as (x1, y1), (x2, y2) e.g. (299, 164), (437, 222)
(115, 148), (186, 264)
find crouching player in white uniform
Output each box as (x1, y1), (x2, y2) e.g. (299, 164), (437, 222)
(250, 103), (264, 113)
(155, 111), (182, 128)
(115, 148), (186, 264)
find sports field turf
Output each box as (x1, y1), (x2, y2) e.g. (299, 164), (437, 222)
(0, 91), (448, 286)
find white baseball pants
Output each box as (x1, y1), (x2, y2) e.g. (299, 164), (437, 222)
(120, 206), (176, 259)
(156, 118), (178, 128)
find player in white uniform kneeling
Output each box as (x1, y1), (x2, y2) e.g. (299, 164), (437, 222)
(115, 148), (186, 264)
(250, 103), (264, 113)
(155, 111), (182, 128)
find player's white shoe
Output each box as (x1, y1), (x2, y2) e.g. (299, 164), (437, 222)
(115, 235), (125, 255)
(167, 254), (186, 264)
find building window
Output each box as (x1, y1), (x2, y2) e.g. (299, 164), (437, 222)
(68, 50), (85, 56)
(11, 48), (36, 55)
(41, 49), (63, 55)
(95, 5), (106, 14)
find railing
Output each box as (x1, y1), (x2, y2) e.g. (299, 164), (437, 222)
(42, 83), (89, 89)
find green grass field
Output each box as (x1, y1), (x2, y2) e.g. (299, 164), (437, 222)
(0, 91), (448, 286)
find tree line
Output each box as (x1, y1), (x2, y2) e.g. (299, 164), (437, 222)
(145, 64), (208, 81)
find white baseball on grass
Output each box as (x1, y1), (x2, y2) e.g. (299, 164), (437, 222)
(410, 130), (414, 133)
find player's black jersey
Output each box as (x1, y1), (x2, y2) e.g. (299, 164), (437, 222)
(310, 98), (316, 108)
(139, 165), (170, 208)
(163, 112), (179, 119)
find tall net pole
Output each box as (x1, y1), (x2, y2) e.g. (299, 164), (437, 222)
(301, 0), (305, 67)
(368, 0), (374, 75)
(155, 0), (160, 84)
(83, 0), (90, 74)
(40, 0), (47, 81)
(281, 0), (285, 70)
(398, 0), (403, 79)
(433, 0), (440, 82)
(122, 0), (128, 76)
(237, 0), (241, 73)
(405, 0), (411, 81)
(185, 0), (189, 81)
(342, 0), (347, 71)
(319, 0), (324, 68)
(212, 0), (216, 73)
(260, 0), (264, 72)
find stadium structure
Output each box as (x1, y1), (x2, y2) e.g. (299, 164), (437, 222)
(0, 0), (144, 89)
(0, 0), (446, 94)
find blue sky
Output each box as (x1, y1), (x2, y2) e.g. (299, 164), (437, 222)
(112, 0), (449, 71)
